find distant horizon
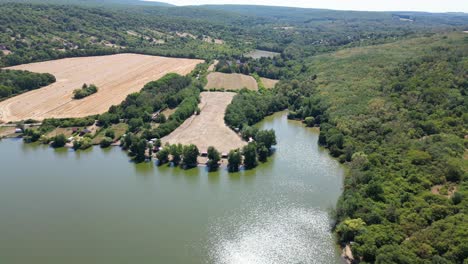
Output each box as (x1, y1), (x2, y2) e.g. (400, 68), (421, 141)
(145, 0), (468, 13)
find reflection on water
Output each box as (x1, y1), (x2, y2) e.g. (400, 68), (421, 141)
(209, 206), (336, 264)
(0, 112), (344, 264)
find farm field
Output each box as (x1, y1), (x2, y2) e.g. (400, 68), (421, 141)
(260, 77), (279, 89)
(162, 92), (246, 154)
(0, 54), (203, 122)
(205, 72), (258, 91)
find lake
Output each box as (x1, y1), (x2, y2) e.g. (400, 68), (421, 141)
(0, 112), (344, 264)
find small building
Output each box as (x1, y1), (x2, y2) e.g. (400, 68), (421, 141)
(201, 151), (208, 157)
(15, 128), (23, 133)
(221, 153), (228, 159)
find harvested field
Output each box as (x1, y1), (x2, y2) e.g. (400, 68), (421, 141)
(261, 77), (279, 89)
(245, 49), (280, 59)
(162, 92), (246, 154)
(0, 54), (203, 122)
(206, 72), (258, 91)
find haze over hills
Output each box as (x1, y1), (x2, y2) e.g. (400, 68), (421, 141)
(0, 0), (174, 6)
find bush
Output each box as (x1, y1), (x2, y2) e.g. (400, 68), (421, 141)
(104, 129), (115, 139)
(51, 134), (66, 148)
(100, 137), (113, 148)
(73, 83), (98, 99)
(73, 137), (92, 150)
(304, 116), (315, 127)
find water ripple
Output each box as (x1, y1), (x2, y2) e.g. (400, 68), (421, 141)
(208, 206), (337, 264)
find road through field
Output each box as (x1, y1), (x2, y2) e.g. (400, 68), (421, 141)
(162, 92), (246, 154)
(0, 54), (203, 122)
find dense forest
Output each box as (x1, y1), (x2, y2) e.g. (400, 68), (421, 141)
(279, 33), (468, 263)
(1, 1), (467, 263)
(1, 1), (467, 67)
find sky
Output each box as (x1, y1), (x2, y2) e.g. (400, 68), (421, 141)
(149, 0), (468, 13)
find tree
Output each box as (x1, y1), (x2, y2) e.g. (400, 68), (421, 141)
(73, 137), (92, 150)
(51, 134), (66, 148)
(241, 126), (259, 140)
(257, 143), (269, 162)
(375, 245), (419, 264)
(207, 146), (221, 171)
(170, 144), (183, 165)
(304, 116), (315, 127)
(242, 143), (258, 169)
(407, 149), (432, 165)
(182, 144), (199, 169)
(128, 118), (144, 133)
(154, 139), (162, 148)
(227, 149), (241, 172)
(336, 218), (366, 243)
(133, 139), (147, 162)
(154, 113), (166, 123)
(156, 147), (170, 165)
(255, 129), (276, 150)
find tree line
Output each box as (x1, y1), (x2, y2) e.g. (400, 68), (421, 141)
(0, 69), (55, 99)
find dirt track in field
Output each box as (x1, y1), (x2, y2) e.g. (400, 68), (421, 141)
(162, 92), (246, 154)
(206, 72), (258, 91)
(0, 54), (203, 122)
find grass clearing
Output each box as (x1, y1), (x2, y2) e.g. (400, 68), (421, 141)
(245, 49), (280, 59)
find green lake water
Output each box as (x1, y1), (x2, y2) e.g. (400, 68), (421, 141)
(0, 112), (344, 264)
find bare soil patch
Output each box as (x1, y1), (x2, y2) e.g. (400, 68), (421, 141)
(162, 92), (246, 153)
(0, 54), (203, 122)
(431, 184), (458, 198)
(1, 49), (11, 55)
(206, 72), (258, 91)
(260, 77), (279, 89)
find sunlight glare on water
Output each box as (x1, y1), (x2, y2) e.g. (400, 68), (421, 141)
(209, 205), (336, 264)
